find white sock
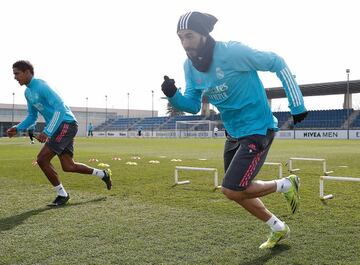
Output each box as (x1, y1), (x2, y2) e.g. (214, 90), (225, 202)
(55, 184), (68, 197)
(92, 168), (105, 178)
(275, 178), (292, 192)
(266, 214), (286, 232)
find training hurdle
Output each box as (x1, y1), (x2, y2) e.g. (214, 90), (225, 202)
(264, 162), (283, 178)
(288, 157), (333, 175)
(174, 166), (221, 189)
(320, 175), (360, 200)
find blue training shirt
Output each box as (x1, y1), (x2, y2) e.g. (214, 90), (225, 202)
(16, 78), (77, 137)
(169, 41), (307, 138)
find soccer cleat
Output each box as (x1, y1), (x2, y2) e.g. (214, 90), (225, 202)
(283, 175), (300, 214)
(259, 224), (290, 249)
(102, 168), (112, 190)
(48, 194), (70, 207)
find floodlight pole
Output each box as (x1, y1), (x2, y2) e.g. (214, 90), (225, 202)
(292, 75), (296, 140)
(151, 90), (154, 137)
(105, 95), (108, 123)
(346, 69), (350, 140)
(105, 95), (108, 137)
(85, 97), (88, 137)
(127, 92), (130, 130)
(11, 92), (15, 127)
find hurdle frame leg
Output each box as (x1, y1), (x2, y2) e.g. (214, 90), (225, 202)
(214, 170), (221, 189)
(323, 160), (334, 175)
(319, 177), (334, 200)
(264, 162), (283, 179)
(174, 168), (190, 185)
(174, 166), (221, 190)
(320, 175), (360, 200)
(288, 157), (333, 176)
(288, 158), (300, 173)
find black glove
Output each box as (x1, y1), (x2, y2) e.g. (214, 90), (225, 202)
(161, 75), (177, 98)
(293, 111), (308, 125)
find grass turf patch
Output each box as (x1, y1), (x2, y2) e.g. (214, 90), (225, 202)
(0, 137), (360, 264)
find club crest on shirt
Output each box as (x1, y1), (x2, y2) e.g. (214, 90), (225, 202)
(27, 92), (44, 111)
(33, 103), (44, 111)
(216, 67), (224, 79)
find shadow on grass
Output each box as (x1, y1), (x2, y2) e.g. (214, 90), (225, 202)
(0, 197), (106, 232)
(238, 244), (291, 265)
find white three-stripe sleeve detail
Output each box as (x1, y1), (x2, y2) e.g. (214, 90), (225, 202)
(280, 69), (297, 106)
(47, 111), (60, 133)
(284, 67), (302, 106)
(280, 68), (300, 106)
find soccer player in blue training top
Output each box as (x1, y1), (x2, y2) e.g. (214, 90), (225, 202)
(161, 12), (308, 249)
(27, 123), (36, 144)
(7, 60), (112, 207)
(88, 122), (94, 137)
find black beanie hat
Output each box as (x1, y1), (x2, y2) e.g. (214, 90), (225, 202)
(177, 11), (218, 36)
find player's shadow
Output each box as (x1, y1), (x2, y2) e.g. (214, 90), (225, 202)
(0, 197), (106, 232)
(237, 244), (291, 265)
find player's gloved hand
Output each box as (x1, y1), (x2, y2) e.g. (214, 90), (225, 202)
(293, 111), (308, 125)
(35, 132), (49, 143)
(161, 76), (177, 98)
(6, 126), (17, 138)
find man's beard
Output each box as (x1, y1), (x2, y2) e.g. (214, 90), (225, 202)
(186, 36), (216, 72)
(185, 39), (207, 60)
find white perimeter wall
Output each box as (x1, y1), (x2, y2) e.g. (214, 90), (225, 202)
(92, 130), (360, 140)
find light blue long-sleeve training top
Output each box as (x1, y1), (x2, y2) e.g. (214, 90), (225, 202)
(169, 41), (306, 138)
(16, 78), (77, 137)
(27, 124), (36, 131)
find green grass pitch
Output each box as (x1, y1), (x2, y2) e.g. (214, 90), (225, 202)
(1, 137), (359, 264)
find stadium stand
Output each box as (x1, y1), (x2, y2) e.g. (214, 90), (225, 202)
(273, 111), (292, 128)
(158, 115), (206, 130)
(131, 116), (170, 130)
(350, 110), (360, 128)
(293, 109), (351, 129)
(95, 109), (355, 131)
(97, 117), (142, 131)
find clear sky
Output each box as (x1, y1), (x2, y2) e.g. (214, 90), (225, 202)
(1, 0), (359, 115)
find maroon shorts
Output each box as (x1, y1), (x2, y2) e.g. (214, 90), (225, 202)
(222, 130), (275, 191)
(46, 122), (78, 157)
